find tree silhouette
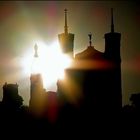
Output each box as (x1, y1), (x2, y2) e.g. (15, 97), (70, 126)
(130, 93), (140, 109)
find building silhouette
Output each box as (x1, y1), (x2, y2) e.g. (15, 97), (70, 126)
(57, 8), (122, 115)
(103, 8), (122, 111)
(1, 8), (140, 137)
(58, 9), (74, 58)
(29, 44), (59, 120)
(29, 44), (45, 115)
(2, 83), (23, 109)
(28, 8), (122, 122)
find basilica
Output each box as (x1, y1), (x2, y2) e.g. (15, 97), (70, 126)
(29, 8), (122, 119)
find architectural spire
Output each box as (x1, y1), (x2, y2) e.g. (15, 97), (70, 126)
(111, 8), (114, 33)
(64, 8), (68, 34)
(34, 43), (38, 57)
(88, 32), (92, 46)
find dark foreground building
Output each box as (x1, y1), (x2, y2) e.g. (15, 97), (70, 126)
(28, 9), (122, 128)
(2, 83), (23, 108)
(57, 8), (122, 116)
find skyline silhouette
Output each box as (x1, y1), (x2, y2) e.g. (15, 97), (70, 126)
(0, 2), (140, 137)
(0, 1), (139, 107)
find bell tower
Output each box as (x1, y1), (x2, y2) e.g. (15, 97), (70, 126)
(104, 8), (121, 62)
(58, 9), (74, 58)
(104, 8), (122, 110)
(29, 44), (44, 115)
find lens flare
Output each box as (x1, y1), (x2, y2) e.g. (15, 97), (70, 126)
(21, 40), (72, 91)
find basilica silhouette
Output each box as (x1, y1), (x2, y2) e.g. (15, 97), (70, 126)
(28, 8), (122, 120)
(2, 8), (140, 138)
(1, 9), (122, 126)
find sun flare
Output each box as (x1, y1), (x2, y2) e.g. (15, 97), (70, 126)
(21, 40), (72, 91)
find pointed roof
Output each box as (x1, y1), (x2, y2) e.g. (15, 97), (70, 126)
(59, 9), (74, 36)
(64, 8), (68, 34)
(104, 8), (121, 36)
(111, 8), (114, 33)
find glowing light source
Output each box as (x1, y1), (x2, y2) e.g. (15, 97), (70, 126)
(21, 40), (72, 90)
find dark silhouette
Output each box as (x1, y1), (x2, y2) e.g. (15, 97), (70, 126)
(2, 83), (23, 109)
(122, 93), (140, 114)
(57, 8), (122, 118)
(0, 83), (30, 136)
(30, 73), (44, 116)
(130, 93), (140, 109)
(58, 9), (74, 58)
(0, 8), (140, 138)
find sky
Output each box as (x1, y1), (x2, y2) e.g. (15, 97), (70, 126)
(0, 1), (139, 106)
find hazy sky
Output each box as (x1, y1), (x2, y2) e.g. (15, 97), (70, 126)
(0, 1), (139, 106)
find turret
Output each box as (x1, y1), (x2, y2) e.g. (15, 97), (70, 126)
(104, 8), (122, 110)
(58, 9), (74, 58)
(104, 8), (121, 62)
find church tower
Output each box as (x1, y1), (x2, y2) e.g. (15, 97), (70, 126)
(104, 8), (122, 110)
(29, 44), (44, 115)
(58, 9), (74, 58)
(104, 8), (121, 62)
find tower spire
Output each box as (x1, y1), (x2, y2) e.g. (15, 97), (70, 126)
(58, 9), (74, 57)
(111, 8), (114, 33)
(34, 43), (38, 57)
(88, 32), (92, 46)
(64, 8), (68, 34)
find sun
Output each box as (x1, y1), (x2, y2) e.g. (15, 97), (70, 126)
(21, 40), (72, 91)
